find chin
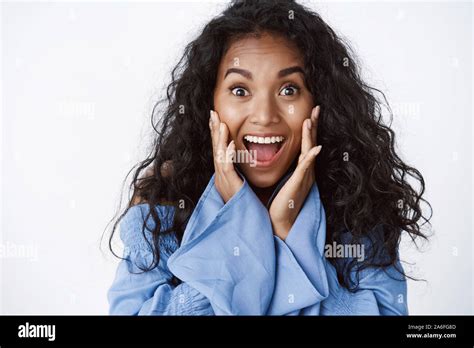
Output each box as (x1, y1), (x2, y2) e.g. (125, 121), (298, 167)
(239, 164), (286, 189)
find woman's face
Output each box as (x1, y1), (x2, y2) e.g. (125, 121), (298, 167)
(213, 32), (314, 188)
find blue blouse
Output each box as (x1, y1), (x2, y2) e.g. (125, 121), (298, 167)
(107, 171), (408, 315)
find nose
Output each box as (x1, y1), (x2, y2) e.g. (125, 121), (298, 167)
(248, 94), (281, 126)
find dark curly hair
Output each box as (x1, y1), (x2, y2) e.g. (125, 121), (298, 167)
(106, 0), (432, 291)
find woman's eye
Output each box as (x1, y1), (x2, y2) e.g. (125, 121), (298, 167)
(229, 85), (299, 97)
(279, 85), (300, 96)
(230, 87), (250, 97)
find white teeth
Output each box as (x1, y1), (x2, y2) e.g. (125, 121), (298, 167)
(244, 135), (285, 144)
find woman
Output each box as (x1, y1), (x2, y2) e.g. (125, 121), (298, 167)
(107, 0), (431, 315)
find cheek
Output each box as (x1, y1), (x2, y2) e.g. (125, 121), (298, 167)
(287, 113), (305, 136)
(285, 118), (306, 157)
(215, 106), (244, 140)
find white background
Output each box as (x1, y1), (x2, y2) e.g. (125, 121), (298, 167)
(1, 0), (472, 314)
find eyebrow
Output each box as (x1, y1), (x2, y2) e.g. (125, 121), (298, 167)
(224, 66), (305, 80)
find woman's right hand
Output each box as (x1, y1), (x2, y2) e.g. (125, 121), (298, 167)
(209, 109), (243, 203)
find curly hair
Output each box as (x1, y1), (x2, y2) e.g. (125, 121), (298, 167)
(106, 0), (432, 291)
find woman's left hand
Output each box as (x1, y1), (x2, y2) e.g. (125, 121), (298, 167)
(269, 106), (322, 240)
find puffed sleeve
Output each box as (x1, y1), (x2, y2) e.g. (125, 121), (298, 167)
(321, 256), (409, 315)
(319, 229), (409, 316)
(267, 181), (408, 316)
(107, 204), (214, 315)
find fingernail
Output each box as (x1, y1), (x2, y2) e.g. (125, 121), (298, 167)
(311, 146), (321, 157)
(312, 106), (320, 119)
(210, 110), (215, 123)
(306, 119), (312, 130)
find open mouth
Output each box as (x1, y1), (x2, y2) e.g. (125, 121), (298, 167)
(243, 134), (286, 165)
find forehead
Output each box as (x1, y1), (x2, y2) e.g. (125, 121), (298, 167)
(219, 33), (303, 72)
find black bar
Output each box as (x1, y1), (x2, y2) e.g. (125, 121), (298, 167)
(0, 315), (473, 346)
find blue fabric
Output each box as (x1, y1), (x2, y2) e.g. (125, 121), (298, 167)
(108, 172), (408, 315)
